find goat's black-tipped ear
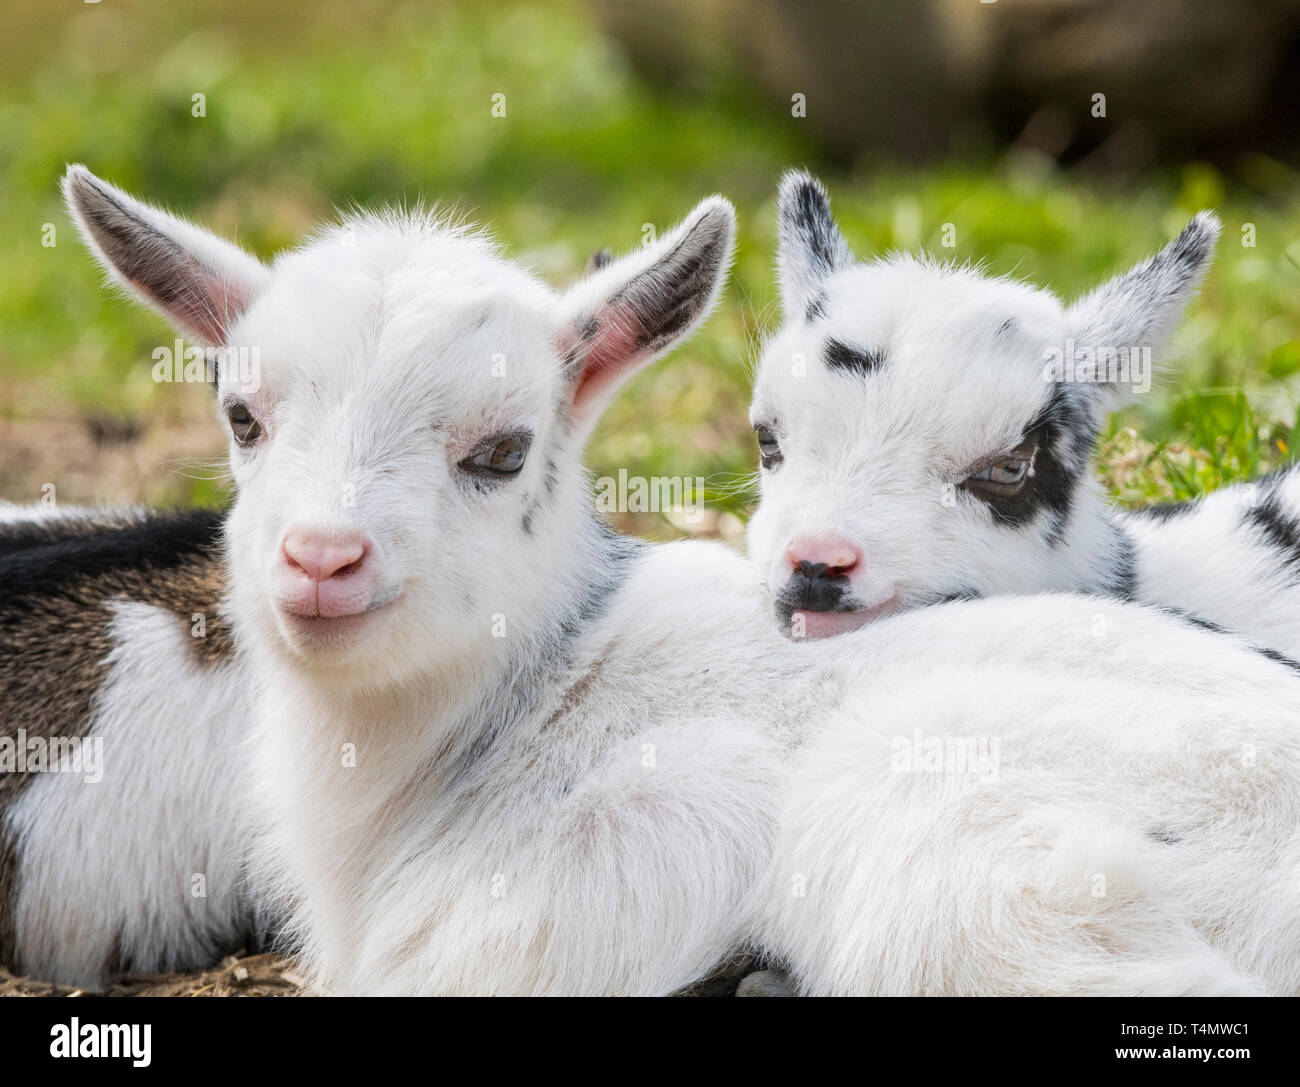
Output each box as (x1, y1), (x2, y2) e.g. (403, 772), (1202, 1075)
(556, 195), (735, 434)
(776, 170), (853, 321)
(62, 164), (270, 346)
(583, 247), (614, 275)
(1064, 211), (1220, 406)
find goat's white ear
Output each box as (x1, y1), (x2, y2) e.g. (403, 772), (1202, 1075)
(62, 164), (270, 346)
(1064, 212), (1220, 405)
(555, 195), (735, 431)
(776, 170), (853, 321)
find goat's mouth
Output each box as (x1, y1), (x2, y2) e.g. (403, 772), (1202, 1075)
(777, 595), (901, 640)
(274, 589), (403, 651)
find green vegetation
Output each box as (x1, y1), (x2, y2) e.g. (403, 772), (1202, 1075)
(1, 0), (1297, 533)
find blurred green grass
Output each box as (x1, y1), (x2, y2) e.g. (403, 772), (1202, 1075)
(1, 0), (1298, 534)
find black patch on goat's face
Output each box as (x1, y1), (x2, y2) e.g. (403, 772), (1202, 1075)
(963, 386), (1091, 545)
(805, 290), (828, 323)
(824, 338), (884, 376)
(774, 561), (858, 628)
(542, 454), (559, 500)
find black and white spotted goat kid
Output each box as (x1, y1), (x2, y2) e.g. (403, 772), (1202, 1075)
(749, 171), (1300, 656)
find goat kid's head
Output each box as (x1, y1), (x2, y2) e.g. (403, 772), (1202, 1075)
(748, 171), (1219, 639)
(64, 166), (734, 683)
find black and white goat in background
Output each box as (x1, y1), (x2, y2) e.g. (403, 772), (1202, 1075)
(0, 192), (272, 987)
(750, 172), (1300, 660)
(25, 168), (1300, 996)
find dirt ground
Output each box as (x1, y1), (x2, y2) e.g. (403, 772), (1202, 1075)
(0, 953), (305, 998)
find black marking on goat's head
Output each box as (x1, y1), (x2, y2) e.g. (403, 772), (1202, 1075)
(774, 561), (859, 628)
(964, 385), (1093, 545)
(776, 171), (853, 318)
(780, 177), (848, 281)
(542, 455), (559, 499)
(824, 338), (884, 376)
(584, 248), (614, 275)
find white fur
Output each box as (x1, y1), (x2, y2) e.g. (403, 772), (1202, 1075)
(63, 168), (1300, 997)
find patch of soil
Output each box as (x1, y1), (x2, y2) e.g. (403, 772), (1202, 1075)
(0, 952), (305, 998)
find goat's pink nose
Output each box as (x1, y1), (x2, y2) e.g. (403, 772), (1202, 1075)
(282, 530), (369, 583)
(786, 535), (862, 576)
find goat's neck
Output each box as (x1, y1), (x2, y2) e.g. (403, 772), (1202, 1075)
(1054, 478), (1137, 597)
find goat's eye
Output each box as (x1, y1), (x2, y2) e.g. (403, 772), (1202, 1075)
(964, 454), (1032, 499)
(226, 402), (261, 446)
(460, 434), (531, 478)
(755, 425), (783, 470)
(973, 458), (1029, 486)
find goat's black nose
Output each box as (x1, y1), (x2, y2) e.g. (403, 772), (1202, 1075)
(781, 561), (851, 614)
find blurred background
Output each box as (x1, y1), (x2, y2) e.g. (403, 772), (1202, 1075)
(1, 0), (1298, 541)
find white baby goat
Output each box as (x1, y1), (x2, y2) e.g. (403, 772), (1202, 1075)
(749, 172), (1300, 660)
(66, 166), (1300, 996)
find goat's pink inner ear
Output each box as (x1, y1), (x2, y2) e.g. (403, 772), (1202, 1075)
(138, 268), (249, 346)
(561, 307), (647, 419)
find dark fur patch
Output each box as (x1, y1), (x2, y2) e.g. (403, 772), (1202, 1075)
(966, 386), (1091, 545)
(671, 952), (766, 997)
(775, 563), (856, 629)
(1154, 604), (1300, 674)
(1244, 488), (1300, 581)
(584, 248), (613, 275)
(520, 496), (540, 537)
(1108, 524), (1139, 599)
(780, 177), (848, 283)
(824, 338), (884, 376)
(995, 318), (1018, 339)
(624, 228), (726, 354)
(0, 830), (18, 978)
(1127, 498), (1197, 523)
(0, 509), (232, 970)
(804, 290), (828, 323)
(543, 456), (559, 499)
